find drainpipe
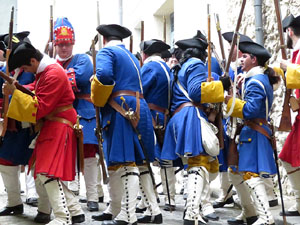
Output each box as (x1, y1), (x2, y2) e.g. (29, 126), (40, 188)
(119, 0), (123, 25)
(254, 0), (264, 45)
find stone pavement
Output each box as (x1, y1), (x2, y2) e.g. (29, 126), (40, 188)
(0, 172), (299, 225)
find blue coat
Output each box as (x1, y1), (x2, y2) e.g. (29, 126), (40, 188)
(96, 43), (155, 166)
(238, 70), (276, 175)
(161, 58), (215, 160)
(0, 69), (36, 165)
(65, 54), (98, 145)
(141, 56), (172, 160)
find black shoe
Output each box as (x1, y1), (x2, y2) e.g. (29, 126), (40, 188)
(99, 196), (104, 203)
(136, 207), (147, 213)
(72, 190), (79, 196)
(79, 198), (87, 203)
(102, 220), (137, 225)
(280, 210), (300, 216)
(246, 216), (258, 225)
(163, 204), (176, 211)
(34, 211), (51, 223)
(213, 196), (234, 208)
(204, 212), (219, 221)
(227, 218), (244, 225)
(268, 199), (278, 207)
(72, 214), (85, 223)
(26, 197), (38, 207)
(92, 213), (113, 221)
(0, 204), (23, 216)
(137, 214), (162, 224)
(183, 219), (206, 225)
(87, 201), (99, 212)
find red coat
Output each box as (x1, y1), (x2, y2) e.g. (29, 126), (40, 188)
(279, 49), (300, 167)
(27, 60), (77, 181)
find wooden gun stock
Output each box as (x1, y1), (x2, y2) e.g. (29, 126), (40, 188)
(224, 0), (247, 76)
(274, 0), (291, 131)
(91, 39), (109, 184)
(0, 71), (35, 97)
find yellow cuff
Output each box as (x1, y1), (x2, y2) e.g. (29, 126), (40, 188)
(201, 81), (224, 103)
(227, 98), (246, 118)
(187, 155), (219, 173)
(272, 66), (284, 80)
(286, 64), (300, 89)
(7, 89), (38, 123)
(91, 76), (115, 107)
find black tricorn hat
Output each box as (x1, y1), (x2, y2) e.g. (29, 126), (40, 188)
(193, 30), (208, 42)
(222, 32), (253, 43)
(96, 24), (131, 39)
(170, 47), (183, 61)
(161, 50), (172, 59)
(8, 42), (37, 72)
(0, 31), (30, 56)
(140, 39), (170, 55)
(239, 41), (271, 64)
(175, 38), (208, 51)
(282, 14), (300, 32)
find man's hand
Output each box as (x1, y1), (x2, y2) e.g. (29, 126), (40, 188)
(280, 59), (288, 72)
(89, 74), (95, 83)
(2, 80), (16, 95)
(225, 94), (232, 104)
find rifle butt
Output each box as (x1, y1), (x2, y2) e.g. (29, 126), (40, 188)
(278, 89), (292, 131)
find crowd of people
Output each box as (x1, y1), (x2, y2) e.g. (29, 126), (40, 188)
(0, 11), (299, 225)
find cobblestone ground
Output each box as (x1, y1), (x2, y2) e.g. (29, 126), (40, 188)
(0, 171), (299, 225)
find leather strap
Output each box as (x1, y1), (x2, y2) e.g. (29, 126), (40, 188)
(108, 91), (141, 128)
(46, 117), (74, 128)
(75, 93), (92, 103)
(173, 102), (204, 115)
(244, 119), (270, 140)
(148, 103), (169, 128)
(46, 104), (74, 119)
(110, 90), (144, 99)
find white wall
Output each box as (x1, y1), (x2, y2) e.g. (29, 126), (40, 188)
(16, 0), (120, 54)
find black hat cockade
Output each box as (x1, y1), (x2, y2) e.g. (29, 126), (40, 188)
(222, 32), (253, 43)
(140, 39), (170, 55)
(8, 42), (37, 72)
(282, 14), (300, 32)
(96, 24), (131, 39)
(175, 38), (208, 51)
(0, 31), (30, 56)
(193, 30), (208, 43)
(239, 41), (271, 65)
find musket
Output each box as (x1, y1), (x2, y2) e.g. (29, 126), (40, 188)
(270, 120), (287, 225)
(207, 4), (212, 82)
(274, 0), (291, 132)
(97, 1), (102, 50)
(91, 37), (109, 184)
(224, 0), (247, 77)
(140, 20), (144, 67)
(44, 5), (54, 58)
(129, 35), (133, 53)
(163, 16), (167, 43)
(215, 13), (226, 67)
(74, 115), (84, 174)
(0, 71), (34, 97)
(0, 7), (14, 142)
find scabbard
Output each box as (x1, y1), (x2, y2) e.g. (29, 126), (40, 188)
(75, 128), (84, 174)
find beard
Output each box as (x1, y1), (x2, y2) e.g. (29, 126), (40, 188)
(287, 34), (293, 49)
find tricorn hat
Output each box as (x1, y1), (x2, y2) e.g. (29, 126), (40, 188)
(0, 31), (30, 55)
(8, 42), (37, 72)
(239, 41), (271, 65)
(222, 32), (253, 43)
(96, 24), (131, 39)
(140, 39), (170, 55)
(175, 38), (208, 51)
(282, 14), (300, 32)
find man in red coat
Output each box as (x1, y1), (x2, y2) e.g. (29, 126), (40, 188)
(3, 42), (84, 225)
(279, 14), (300, 217)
